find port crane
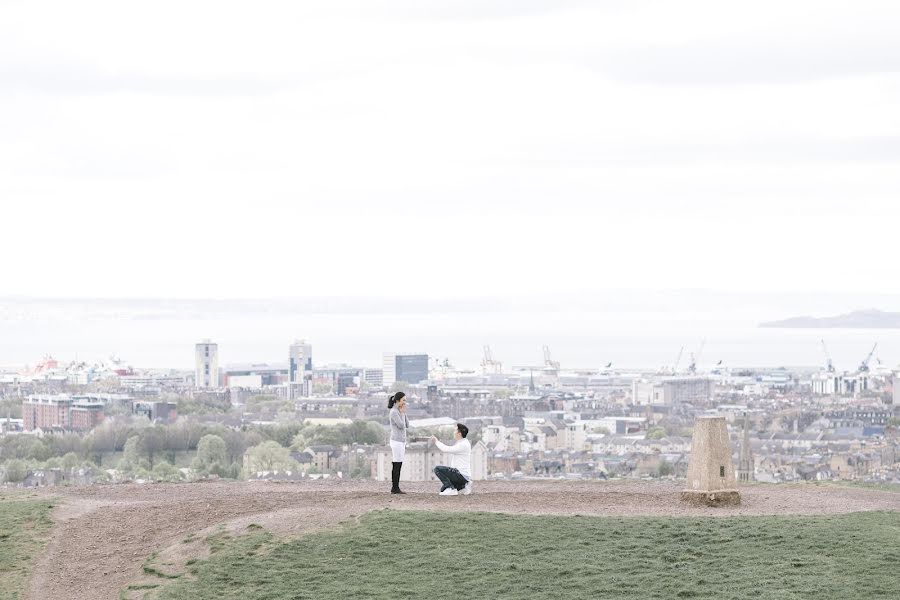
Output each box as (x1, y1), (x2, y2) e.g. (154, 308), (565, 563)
(542, 345), (561, 371)
(481, 346), (503, 374)
(820, 339), (835, 373)
(668, 346), (684, 375)
(858, 343), (878, 373)
(687, 340), (706, 375)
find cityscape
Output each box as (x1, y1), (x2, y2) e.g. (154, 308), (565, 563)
(2, 336), (897, 488)
(3, 0), (900, 598)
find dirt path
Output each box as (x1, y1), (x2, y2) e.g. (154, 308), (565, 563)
(24, 480), (900, 600)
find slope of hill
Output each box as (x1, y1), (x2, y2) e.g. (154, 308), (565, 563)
(18, 480), (900, 600)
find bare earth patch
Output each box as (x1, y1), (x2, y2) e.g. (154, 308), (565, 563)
(23, 480), (900, 600)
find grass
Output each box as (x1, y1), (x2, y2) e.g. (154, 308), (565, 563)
(145, 509), (900, 600)
(0, 494), (55, 600)
(830, 481), (900, 494)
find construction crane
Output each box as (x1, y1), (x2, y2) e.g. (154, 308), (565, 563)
(481, 346), (502, 374)
(858, 343), (878, 373)
(542, 345), (561, 371)
(671, 346), (684, 375)
(687, 340), (706, 375)
(819, 339), (835, 373)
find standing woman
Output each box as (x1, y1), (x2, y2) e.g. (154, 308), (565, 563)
(388, 392), (409, 494)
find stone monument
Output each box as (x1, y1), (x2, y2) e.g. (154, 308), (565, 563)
(681, 415), (741, 506)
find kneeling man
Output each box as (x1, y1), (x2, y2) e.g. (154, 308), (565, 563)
(431, 423), (472, 496)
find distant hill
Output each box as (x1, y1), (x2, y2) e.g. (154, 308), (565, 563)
(760, 309), (900, 328)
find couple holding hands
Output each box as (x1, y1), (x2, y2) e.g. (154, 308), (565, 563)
(387, 391), (473, 496)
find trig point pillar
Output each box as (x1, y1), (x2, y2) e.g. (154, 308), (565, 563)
(681, 416), (741, 507)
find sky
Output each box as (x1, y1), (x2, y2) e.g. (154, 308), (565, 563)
(2, 0), (900, 299)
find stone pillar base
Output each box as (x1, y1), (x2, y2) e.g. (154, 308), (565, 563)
(680, 489), (741, 507)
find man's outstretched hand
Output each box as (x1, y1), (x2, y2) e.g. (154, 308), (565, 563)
(430, 435), (438, 444)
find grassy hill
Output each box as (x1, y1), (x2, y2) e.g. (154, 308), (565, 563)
(0, 494), (54, 600)
(140, 510), (900, 600)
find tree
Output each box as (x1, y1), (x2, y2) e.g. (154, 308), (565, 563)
(344, 421), (384, 445)
(151, 461), (182, 482)
(139, 426), (167, 469)
(646, 427), (667, 440)
(192, 435), (228, 475)
(3, 459), (28, 483)
(120, 436), (149, 472)
(60, 452), (81, 472)
(657, 460), (674, 477)
(246, 441), (298, 473)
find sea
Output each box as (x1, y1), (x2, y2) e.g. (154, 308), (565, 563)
(1, 293), (900, 372)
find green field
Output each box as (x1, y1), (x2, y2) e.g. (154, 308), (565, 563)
(0, 494), (54, 600)
(145, 510), (900, 600)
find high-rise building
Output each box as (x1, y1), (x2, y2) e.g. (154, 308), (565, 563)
(737, 412), (755, 482)
(195, 340), (219, 388)
(289, 340), (313, 398)
(382, 353), (429, 387)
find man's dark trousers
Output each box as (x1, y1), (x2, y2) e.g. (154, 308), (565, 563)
(433, 465), (468, 491)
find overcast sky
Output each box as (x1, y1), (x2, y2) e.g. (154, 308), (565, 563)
(2, 0), (899, 299)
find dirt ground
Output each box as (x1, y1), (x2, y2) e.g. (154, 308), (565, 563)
(23, 479), (900, 600)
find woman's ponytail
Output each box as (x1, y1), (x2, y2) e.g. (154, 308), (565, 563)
(387, 391), (405, 409)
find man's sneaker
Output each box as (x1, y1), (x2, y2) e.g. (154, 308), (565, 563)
(439, 488), (459, 496)
(462, 482), (473, 495)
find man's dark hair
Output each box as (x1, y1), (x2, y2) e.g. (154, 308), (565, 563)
(456, 423), (469, 438)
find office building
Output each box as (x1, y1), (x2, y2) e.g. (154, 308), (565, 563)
(289, 339), (313, 398)
(363, 368), (384, 388)
(382, 353), (429, 387)
(195, 340), (219, 388)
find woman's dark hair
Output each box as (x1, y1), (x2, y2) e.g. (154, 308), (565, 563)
(456, 423), (469, 438)
(388, 391), (406, 409)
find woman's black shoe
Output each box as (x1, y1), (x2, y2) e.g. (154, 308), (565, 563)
(391, 488), (406, 494)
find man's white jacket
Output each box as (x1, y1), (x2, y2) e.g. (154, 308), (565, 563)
(435, 438), (472, 480)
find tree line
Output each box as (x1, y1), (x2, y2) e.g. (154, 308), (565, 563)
(1, 418), (386, 484)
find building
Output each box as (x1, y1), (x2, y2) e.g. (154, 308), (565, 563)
(289, 340), (313, 399)
(632, 376), (713, 406)
(133, 401), (178, 423)
(69, 403), (105, 430)
(363, 368), (384, 388)
(23, 394), (104, 431)
(224, 363), (289, 388)
(383, 353), (429, 387)
(195, 340), (219, 388)
(23, 395), (70, 430)
(314, 366), (362, 395)
(811, 372), (869, 396)
(304, 445), (339, 472)
(562, 422), (587, 451)
(737, 413), (755, 482)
